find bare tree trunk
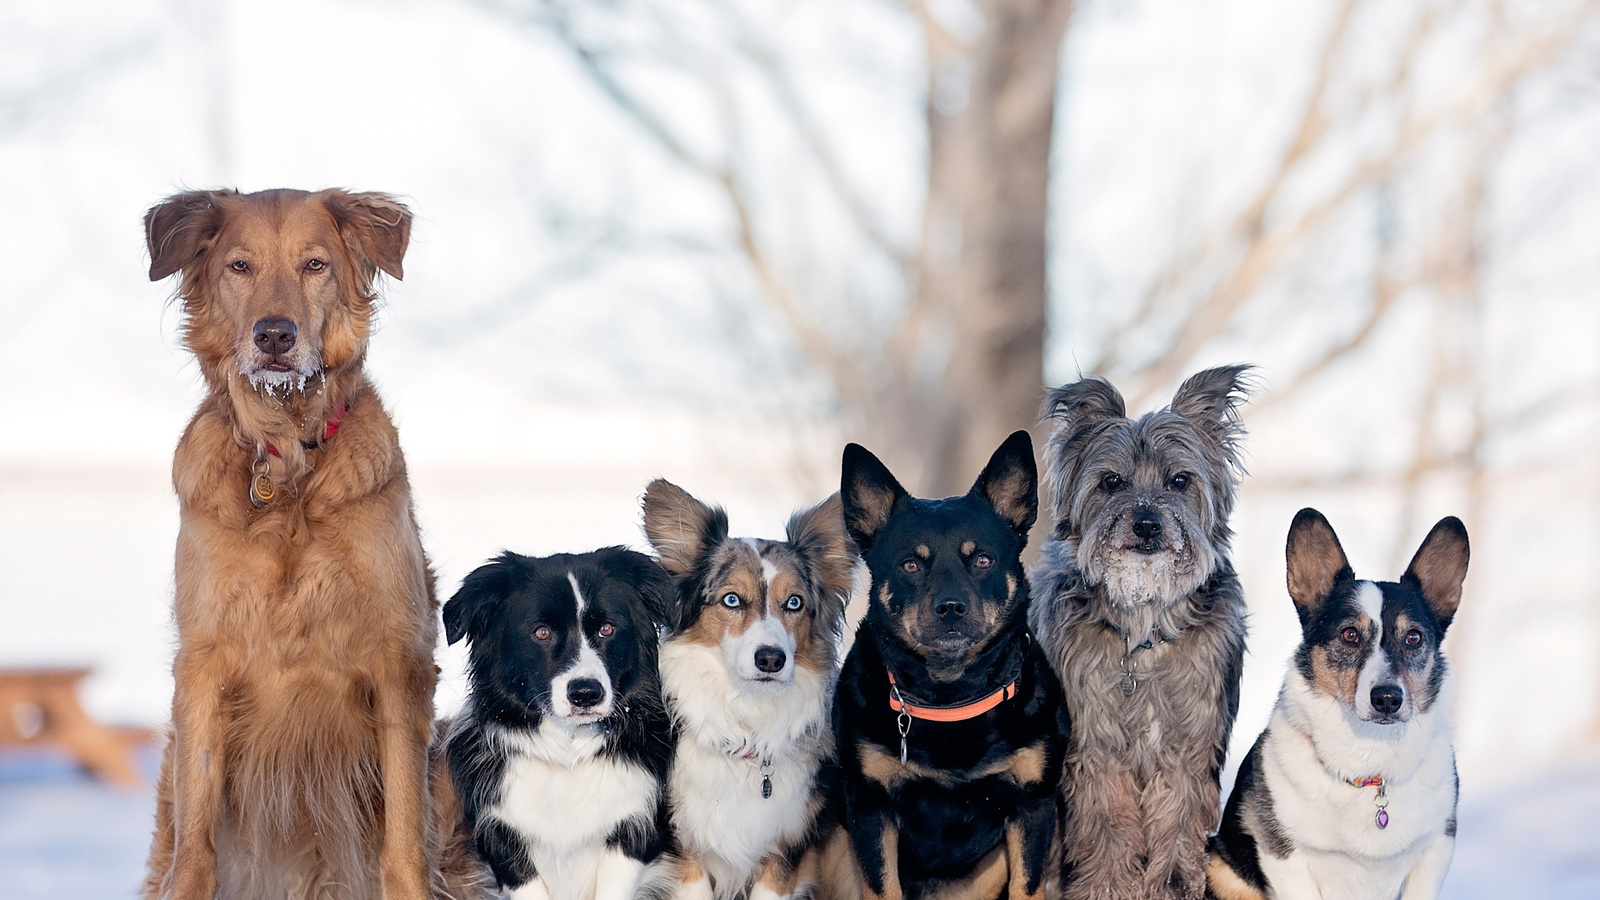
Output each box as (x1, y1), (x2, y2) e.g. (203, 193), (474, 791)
(891, 0), (1073, 495)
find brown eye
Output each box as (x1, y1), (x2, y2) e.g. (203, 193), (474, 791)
(229, 260), (250, 273)
(305, 258), (326, 272)
(1341, 627), (1362, 645)
(973, 553), (993, 569)
(1100, 473), (1125, 492)
(1168, 473), (1190, 491)
(598, 622), (615, 637)
(901, 559), (920, 574)
(533, 625), (553, 641)
(1403, 629), (1423, 649)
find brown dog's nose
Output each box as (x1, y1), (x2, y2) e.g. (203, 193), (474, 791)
(253, 317), (297, 356)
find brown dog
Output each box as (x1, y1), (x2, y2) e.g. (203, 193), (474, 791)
(140, 189), (439, 900)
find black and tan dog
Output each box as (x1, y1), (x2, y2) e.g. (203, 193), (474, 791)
(835, 431), (1068, 900)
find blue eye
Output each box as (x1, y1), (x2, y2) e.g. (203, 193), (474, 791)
(721, 593), (741, 608)
(785, 595), (804, 611)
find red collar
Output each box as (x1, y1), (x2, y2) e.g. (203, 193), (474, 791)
(887, 669), (1017, 722)
(265, 403), (348, 458)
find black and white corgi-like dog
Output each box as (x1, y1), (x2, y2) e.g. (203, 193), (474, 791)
(1206, 509), (1469, 900)
(641, 480), (856, 900)
(442, 547), (679, 900)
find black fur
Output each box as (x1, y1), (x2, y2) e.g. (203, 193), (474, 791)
(835, 432), (1069, 899)
(442, 548), (678, 894)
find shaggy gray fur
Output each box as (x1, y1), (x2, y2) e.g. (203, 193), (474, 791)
(1029, 366), (1252, 900)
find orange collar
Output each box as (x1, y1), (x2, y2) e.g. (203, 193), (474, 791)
(887, 669), (1017, 722)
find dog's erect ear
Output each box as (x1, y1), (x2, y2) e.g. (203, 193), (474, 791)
(641, 479), (729, 581)
(1285, 509), (1353, 628)
(841, 443), (908, 553)
(444, 553), (523, 645)
(1041, 377), (1126, 436)
(322, 190), (412, 280)
(1402, 516), (1470, 633)
(1169, 364), (1254, 449)
(787, 493), (858, 621)
(145, 190), (233, 281)
(970, 430), (1038, 539)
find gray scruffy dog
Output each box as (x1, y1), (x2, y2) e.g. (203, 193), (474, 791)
(1029, 365), (1253, 900)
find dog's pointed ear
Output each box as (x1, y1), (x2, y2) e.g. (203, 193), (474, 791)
(1402, 516), (1469, 633)
(145, 190), (233, 281)
(970, 430), (1038, 539)
(841, 443), (908, 554)
(641, 479), (728, 581)
(1285, 508), (1352, 628)
(786, 493), (857, 626)
(322, 190), (412, 280)
(444, 553), (522, 645)
(1169, 364), (1254, 450)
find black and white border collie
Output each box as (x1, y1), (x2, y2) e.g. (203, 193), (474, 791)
(641, 480), (856, 900)
(442, 547), (678, 900)
(1206, 509), (1468, 900)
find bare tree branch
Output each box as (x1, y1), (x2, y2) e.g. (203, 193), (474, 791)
(1122, 0), (1600, 407)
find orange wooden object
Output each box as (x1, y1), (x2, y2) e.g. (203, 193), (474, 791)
(0, 667), (146, 786)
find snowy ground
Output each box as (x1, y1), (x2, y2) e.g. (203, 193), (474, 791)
(2, 742), (1596, 900)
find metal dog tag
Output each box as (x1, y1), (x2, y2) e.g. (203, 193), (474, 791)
(249, 451), (274, 508)
(1121, 673), (1138, 695)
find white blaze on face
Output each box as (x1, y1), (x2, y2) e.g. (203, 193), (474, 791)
(549, 571), (614, 723)
(725, 542), (798, 686)
(1352, 581), (1406, 721)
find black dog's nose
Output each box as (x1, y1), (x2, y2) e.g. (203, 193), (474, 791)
(253, 317), (297, 355)
(754, 646), (787, 673)
(567, 678), (606, 709)
(934, 597), (968, 622)
(1132, 510), (1162, 540)
(1370, 685), (1404, 715)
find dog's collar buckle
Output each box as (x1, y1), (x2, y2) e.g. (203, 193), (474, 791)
(886, 669), (1017, 725)
(262, 402), (350, 459)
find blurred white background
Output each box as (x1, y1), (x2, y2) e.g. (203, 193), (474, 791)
(2, 0), (1599, 896)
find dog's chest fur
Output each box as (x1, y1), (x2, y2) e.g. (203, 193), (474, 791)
(484, 721), (660, 897)
(661, 640), (829, 893)
(1032, 548), (1246, 774)
(1253, 670), (1458, 897)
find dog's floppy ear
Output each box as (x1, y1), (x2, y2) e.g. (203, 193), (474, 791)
(1169, 364), (1254, 454)
(444, 552), (524, 645)
(641, 479), (728, 582)
(1402, 516), (1469, 633)
(1285, 508), (1352, 629)
(603, 546), (679, 632)
(145, 190), (233, 281)
(786, 493), (857, 626)
(841, 443), (908, 554)
(322, 190), (412, 280)
(969, 430), (1038, 539)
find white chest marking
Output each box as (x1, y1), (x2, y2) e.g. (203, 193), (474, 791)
(487, 722), (659, 900)
(1260, 667), (1458, 899)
